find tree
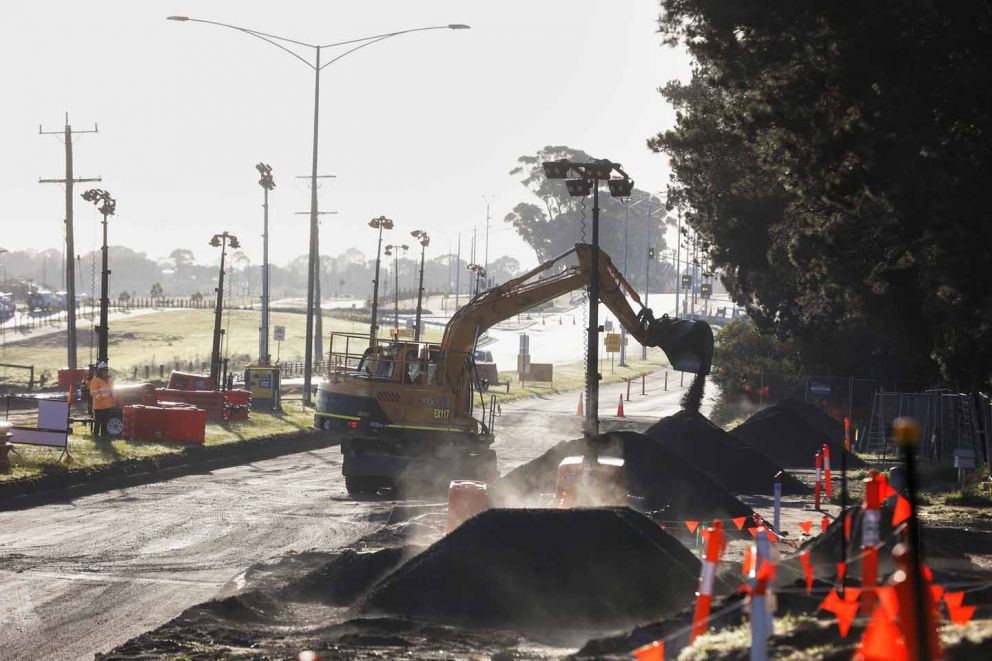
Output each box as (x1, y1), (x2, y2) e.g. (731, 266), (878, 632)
(652, 2), (992, 391)
(505, 146), (673, 289)
(150, 283), (163, 299)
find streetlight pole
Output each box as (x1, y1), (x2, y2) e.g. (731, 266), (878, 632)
(542, 159), (633, 442)
(368, 216), (393, 350)
(80, 189), (116, 367)
(411, 230), (430, 342)
(256, 163), (275, 365)
(208, 232), (240, 386)
(167, 16), (470, 406)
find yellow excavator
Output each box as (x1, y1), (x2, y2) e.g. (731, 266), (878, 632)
(316, 243), (714, 495)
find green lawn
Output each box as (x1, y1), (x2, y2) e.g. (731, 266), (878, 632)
(0, 408), (316, 483)
(0, 308), (442, 380)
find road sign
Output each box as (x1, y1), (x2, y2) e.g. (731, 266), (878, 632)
(273, 325), (286, 341)
(604, 333), (622, 352)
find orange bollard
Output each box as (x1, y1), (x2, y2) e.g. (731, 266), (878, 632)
(890, 543), (943, 660)
(861, 470), (882, 615)
(691, 521), (725, 642)
(814, 450), (823, 510)
(576, 392), (584, 417)
(823, 444), (833, 499)
(446, 480), (489, 532)
(821, 514), (830, 534)
(616, 394), (625, 417)
(844, 417), (852, 452)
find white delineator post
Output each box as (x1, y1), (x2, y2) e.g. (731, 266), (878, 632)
(690, 520), (725, 642)
(749, 526), (776, 661)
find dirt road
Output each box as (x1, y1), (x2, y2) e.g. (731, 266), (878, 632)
(0, 370), (693, 660)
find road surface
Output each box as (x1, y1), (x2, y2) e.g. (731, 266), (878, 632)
(0, 370), (698, 660)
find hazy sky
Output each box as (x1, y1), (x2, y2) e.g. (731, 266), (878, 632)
(2, 1), (691, 269)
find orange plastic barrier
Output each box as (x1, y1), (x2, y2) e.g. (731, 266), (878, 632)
(446, 480), (489, 532)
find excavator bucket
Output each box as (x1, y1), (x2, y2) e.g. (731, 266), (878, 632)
(644, 315), (714, 375)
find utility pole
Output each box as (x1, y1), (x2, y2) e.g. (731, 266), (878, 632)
(455, 233), (461, 309)
(39, 113), (100, 370)
(482, 195), (492, 281)
(295, 174), (336, 372)
(470, 227), (477, 296)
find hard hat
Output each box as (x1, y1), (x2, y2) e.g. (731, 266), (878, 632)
(97, 361), (108, 369)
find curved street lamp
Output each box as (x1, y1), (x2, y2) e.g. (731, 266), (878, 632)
(411, 230), (430, 342)
(168, 15), (470, 405)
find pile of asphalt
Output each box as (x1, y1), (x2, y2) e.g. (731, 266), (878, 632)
(731, 400), (866, 469)
(362, 507), (702, 629)
(644, 410), (808, 496)
(498, 431), (754, 521)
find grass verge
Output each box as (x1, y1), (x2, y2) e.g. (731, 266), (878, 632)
(0, 407), (315, 483)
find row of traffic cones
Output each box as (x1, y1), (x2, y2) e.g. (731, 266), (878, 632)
(574, 392), (626, 417)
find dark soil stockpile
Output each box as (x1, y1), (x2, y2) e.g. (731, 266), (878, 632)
(362, 507), (702, 629)
(498, 431), (754, 522)
(644, 410), (808, 496)
(731, 400), (866, 469)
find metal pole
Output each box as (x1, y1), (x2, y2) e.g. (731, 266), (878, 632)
(643, 202), (651, 360)
(210, 237), (227, 385)
(455, 233), (461, 309)
(483, 196), (491, 279)
(620, 198), (628, 367)
(260, 184), (270, 364)
(586, 181), (600, 440)
(675, 207), (682, 319)
(369, 224), (384, 349)
(393, 251), (400, 331)
(64, 123), (77, 370)
(302, 46), (321, 406)
(415, 243), (426, 342)
(97, 212), (110, 365)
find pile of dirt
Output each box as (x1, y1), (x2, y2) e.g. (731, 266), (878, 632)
(362, 507), (702, 629)
(644, 410), (808, 496)
(730, 400), (866, 469)
(498, 431), (754, 522)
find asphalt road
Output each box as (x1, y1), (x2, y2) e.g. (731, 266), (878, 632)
(0, 369), (697, 660)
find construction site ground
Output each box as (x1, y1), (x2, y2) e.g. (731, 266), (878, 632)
(3, 375), (990, 660)
(0, 371), (699, 660)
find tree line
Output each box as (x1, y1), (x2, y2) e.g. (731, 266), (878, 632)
(651, 1), (992, 393)
(0, 246), (525, 304)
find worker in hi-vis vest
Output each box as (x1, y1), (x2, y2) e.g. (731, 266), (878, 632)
(88, 361), (118, 437)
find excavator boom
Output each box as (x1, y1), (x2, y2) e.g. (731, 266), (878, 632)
(438, 243), (713, 400)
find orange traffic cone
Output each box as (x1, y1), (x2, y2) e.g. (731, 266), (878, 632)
(577, 392), (584, 417)
(617, 394), (625, 417)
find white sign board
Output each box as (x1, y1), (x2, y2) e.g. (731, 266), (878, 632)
(273, 325), (286, 341)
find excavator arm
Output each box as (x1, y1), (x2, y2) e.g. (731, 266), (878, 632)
(438, 243), (713, 400)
